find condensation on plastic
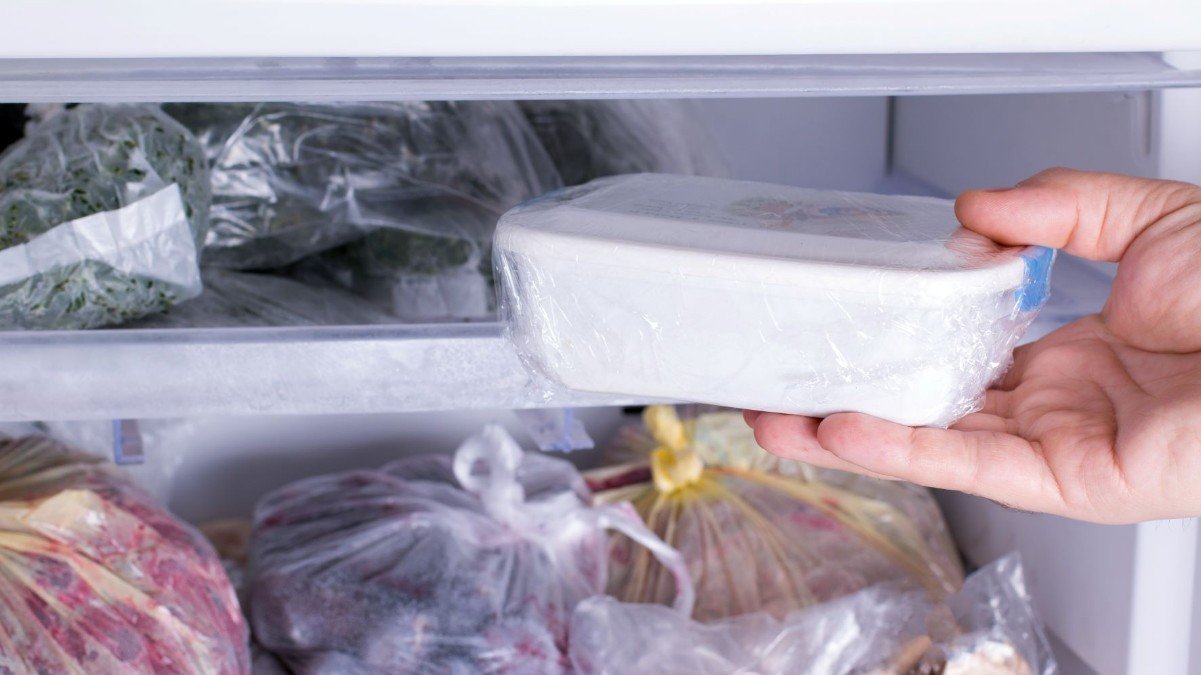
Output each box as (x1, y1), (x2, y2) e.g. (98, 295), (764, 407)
(126, 267), (395, 328)
(0, 104), (209, 330)
(569, 552), (1056, 675)
(589, 406), (962, 621)
(0, 432), (249, 674)
(518, 100), (727, 187)
(496, 173), (1054, 427)
(248, 424), (692, 674)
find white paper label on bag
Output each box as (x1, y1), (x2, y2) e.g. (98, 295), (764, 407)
(0, 184), (200, 291)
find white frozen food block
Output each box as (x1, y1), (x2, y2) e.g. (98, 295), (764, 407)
(496, 174), (1054, 427)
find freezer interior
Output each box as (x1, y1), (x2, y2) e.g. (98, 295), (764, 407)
(2, 89), (1198, 675)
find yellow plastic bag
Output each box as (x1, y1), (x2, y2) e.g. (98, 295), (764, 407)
(588, 406), (963, 622)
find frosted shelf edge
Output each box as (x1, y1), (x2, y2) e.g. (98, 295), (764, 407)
(1, 53), (1200, 102)
(0, 323), (663, 422)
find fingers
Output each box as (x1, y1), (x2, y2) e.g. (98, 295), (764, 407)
(955, 167), (1201, 262)
(751, 413), (895, 480)
(743, 409), (763, 427)
(814, 413), (1065, 514)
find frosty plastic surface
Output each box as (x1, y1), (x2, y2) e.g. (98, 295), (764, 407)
(497, 174), (1054, 427)
(569, 552), (1056, 675)
(0, 433), (249, 674)
(248, 425), (691, 674)
(589, 406), (962, 621)
(0, 104), (209, 329)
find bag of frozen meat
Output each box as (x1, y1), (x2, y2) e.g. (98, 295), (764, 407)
(588, 406), (963, 622)
(0, 104), (210, 329)
(0, 433), (249, 674)
(248, 424), (691, 674)
(570, 552), (1055, 675)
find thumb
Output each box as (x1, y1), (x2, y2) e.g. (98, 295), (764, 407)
(956, 168), (1201, 352)
(955, 168), (1201, 262)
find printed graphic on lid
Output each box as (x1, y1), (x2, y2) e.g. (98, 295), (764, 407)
(724, 197), (908, 240)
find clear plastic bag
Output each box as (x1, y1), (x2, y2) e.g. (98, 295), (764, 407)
(588, 406), (962, 622)
(0, 432), (249, 674)
(165, 101), (561, 276)
(248, 425), (691, 674)
(496, 173), (1054, 426)
(0, 104), (210, 329)
(569, 552), (1056, 675)
(518, 100), (726, 186)
(125, 267), (396, 328)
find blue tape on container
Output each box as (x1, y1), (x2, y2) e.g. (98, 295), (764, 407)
(1017, 246), (1055, 312)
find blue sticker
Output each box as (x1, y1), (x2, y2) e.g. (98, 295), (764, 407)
(1017, 246), (1055, 312)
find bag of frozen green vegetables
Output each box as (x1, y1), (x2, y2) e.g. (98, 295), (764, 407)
(0, 104), (209, 330)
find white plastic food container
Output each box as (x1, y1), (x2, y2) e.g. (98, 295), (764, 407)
(495, 174), (1053, 427)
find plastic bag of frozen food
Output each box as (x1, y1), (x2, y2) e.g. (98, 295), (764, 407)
(0, 103), (210, 330)
(0, 432), (248, 674)
(166, 101), (560, 274)
(248, 424), (692, 674)
(125, 267), (396, 328)
(518, 100), (726, 186)
(588, 406), (962, 622)
(570, 552), (1055, 675)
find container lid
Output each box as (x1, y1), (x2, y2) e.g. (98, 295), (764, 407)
(498, 173), (1052, 303)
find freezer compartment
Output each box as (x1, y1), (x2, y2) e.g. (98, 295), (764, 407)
(0, 93), (1147, 420)
(95, 408), (1198, 675)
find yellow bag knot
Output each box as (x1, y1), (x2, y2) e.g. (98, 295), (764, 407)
(651, 447), (704, 493)
(645, 406), (704, 492)
(643, 405), (689, 452)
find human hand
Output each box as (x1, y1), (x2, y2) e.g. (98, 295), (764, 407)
(747, 168), (1201, 523)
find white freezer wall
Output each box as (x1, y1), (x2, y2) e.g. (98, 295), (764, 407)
(897, 89), (1201, 675)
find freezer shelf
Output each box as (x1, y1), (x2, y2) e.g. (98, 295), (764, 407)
(5, 1), (1201, 59)
(0, 323), (662, 422)
(3, 53), (1201, 103)
(0, 255), (1106, 422)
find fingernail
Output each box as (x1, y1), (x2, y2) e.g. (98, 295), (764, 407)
(980, 186), (1016, 193)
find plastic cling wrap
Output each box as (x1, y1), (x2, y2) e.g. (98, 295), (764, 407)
(569, 552), (1056, 675)
(248, 425), (691, 674)
(0, 104), (209, 329)
(588, 406), (962, 622)
(0, 433), (249, 674)
(496, 174), (1054, 427)
(518, 100), (726, 186)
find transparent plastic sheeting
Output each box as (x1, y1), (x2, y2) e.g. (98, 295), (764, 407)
(570, 553), (1056, 675)
(497, 174), (1054, 427)
(248, 425), (691, 674)
(0, 104), (209, 330)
